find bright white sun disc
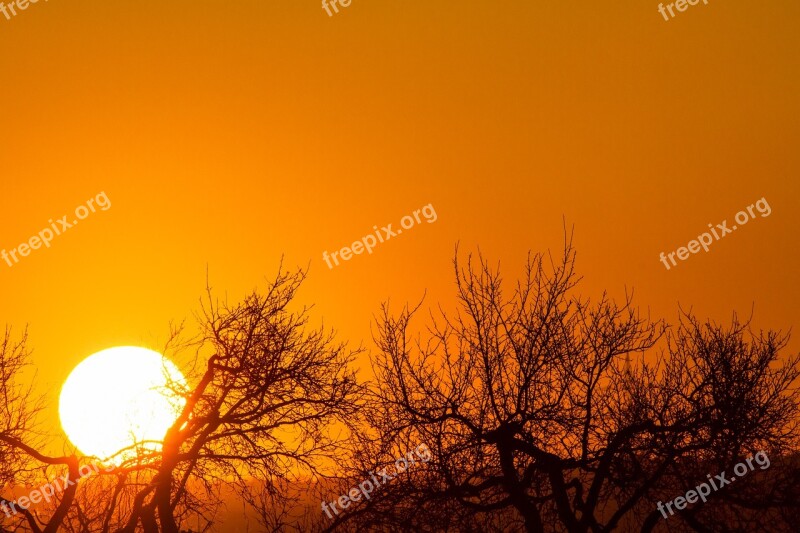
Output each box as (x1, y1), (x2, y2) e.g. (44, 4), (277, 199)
(59, 347), (187, 462)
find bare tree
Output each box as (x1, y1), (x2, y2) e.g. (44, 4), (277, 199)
(4, 250), (799, 532)
(359, 240), (800, 532)
(629, 312), (800, 531)
(0, 327), (82, 533)
(113, 266), (364, 533)
(2, 265), (364, 533)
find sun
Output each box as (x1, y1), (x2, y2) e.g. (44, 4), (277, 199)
(59, 346), (187, 462)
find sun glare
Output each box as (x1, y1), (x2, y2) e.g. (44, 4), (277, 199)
(59, 346), (187, 462)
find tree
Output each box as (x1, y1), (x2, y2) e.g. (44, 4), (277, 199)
(114, 266), (364, 533)
(3, 250), (799, 532)
(361, 239), (800, 532)
(0, 327), (83, 533)
(1, 266), (364, 533)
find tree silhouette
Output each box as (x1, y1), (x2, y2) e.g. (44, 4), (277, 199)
(115, 267), (364, 533)
(0, 327), (83, 533)
(355, 240), (800, 532)
(2, 249), (800, 532)
(1, 267), (363, 533)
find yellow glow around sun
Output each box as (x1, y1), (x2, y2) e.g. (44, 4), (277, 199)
(59, 346), (187, 462)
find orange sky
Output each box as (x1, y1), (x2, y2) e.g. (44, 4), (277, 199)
(1, 0), (799, 450)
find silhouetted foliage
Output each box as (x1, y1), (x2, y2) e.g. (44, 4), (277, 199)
(1, 268), (363, 533)
(351, 240), (800, 532)
(2, 246), (800, 532)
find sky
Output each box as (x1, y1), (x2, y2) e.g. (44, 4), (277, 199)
(1, 0), (799, 451)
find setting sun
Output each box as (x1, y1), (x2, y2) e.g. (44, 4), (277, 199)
(59, 347), (187, 462)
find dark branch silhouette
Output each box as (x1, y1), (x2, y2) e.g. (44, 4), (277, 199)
(351, 240), (800, 532)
